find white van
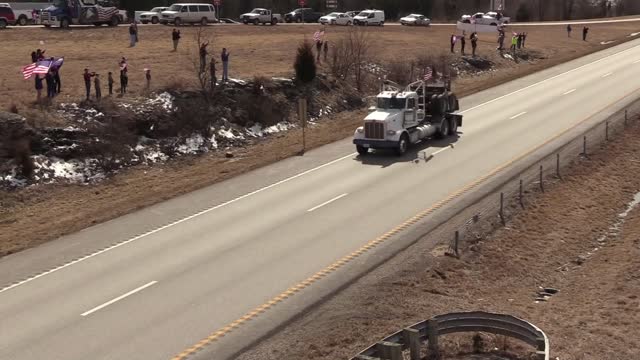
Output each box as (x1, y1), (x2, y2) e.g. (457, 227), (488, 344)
(353, 9), (384, 26)
(160, 3), (216, 26)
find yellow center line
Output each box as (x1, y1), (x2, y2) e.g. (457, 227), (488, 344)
(171, 88), (640, 360)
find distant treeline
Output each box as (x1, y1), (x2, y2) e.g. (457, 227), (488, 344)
(12, 0), (640, 21)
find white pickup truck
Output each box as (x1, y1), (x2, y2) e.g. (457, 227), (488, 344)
(460, 11), (510, 26)
(240, 8), (282, 25)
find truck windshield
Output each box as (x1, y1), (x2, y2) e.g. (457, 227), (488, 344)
(358, 11), (372, 17)
(168, 4), (182, 11)
(377, 97), (405, 110)
(53, 0), (66, 7)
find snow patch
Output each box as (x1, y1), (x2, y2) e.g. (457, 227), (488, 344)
(177, 133), (206, 154)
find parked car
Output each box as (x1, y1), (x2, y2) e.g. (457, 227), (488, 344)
(240, 8), (282, 25)
(284, 8), (323, 23)
(460, 11), (509, 25)
(0, 3), (34, 26)
(318, 12), (352, 26)
(353, 9), (384, 26)
(139, 7), (167, 24)
(0, 5), (16, 28)
(400, 14), (430, 26)
(160, 3), (217, 26)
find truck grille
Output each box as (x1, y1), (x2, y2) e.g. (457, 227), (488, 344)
(41, 11), (50, 21)
(364, 122), (385, 139)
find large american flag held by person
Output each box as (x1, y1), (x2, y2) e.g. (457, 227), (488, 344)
(423, 67), (433, 81)
(22, 59), (53, 79)
(313, 30), (324, 42)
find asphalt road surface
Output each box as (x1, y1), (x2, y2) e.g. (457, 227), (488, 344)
(2, 38), (640, 360)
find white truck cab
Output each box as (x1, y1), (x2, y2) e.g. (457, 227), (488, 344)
(353, 80), (462, 156)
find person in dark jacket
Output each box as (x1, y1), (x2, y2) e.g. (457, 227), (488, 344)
(172, 28), (181, 51)
(583, 26), (589, 41)
(567, 24), (572, 37)
(199, 41), (209, 73)
(471, 32), (478, 57)
(83, 68), (94, 100)
(460, 34), (466, 55)
(45, 71), (55, 98)
(221, 48), (230, 82)
(129, 23), (137, 47)
(31, 51), (37, 63)
(108, 72), (114, 95)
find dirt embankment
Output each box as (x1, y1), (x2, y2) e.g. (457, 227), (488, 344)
(1, 22), (640, 257)
(236, 121), (640, 360)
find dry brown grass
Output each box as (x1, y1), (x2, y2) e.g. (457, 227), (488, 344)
(2, 23), (640, 113)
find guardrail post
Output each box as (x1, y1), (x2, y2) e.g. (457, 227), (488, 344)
(403, 328), (421, 360)
(605, 120), (609, 141)
(539, 165), (544, 192)
(519, 179), (524, 209)
(625, 109), (628, 127)
(499, 192), (505, 225)
(377, 341), (402, 360)
(454, 231), (460, 258)
(427, 319), (440, 359)
(535, 337), (547, 360)
(556, 153), (561, 179)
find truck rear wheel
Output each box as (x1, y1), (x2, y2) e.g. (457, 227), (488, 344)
(436, 118), (450, 139)
(448, 117), (458, 136)
(271, 18), (277, 25)
(18, 16), (27, 26)
(0, 19), (6, 29)
(356, 145), (369, 156)
(395, 134), (409, 156)
(109, 16), (119, 26)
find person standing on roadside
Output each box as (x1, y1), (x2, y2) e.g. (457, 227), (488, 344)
(172, 28), (181, 52)
(94, 73), (102, 100)
(45, 71), (55, 98)
(517, 33), (522, 49)
(323, 41), (329, 63)
(35, 74), (43, 102)
(567, 24), (572, 37)
(460, 33), (466, 55)
(199, 41), (209, 73)
(450, 34), (456, 53)
(497, 30), (505, 51)
(119, 58), (128, 94)
(522, 32), (527, 48)
(145, 68), (151, 92)
(511, 34), (518, 54)
(129, 23), (137, 47)
(471, 32), (478, 57)
(83, 68), (94, 100)
(221, 48), (230, 82)
(583, 26), (589, 41)
(108, 71), (114, 95)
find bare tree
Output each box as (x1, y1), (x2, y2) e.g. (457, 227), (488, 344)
(189, 26), (217, 96)
(329, 26), (371, 91)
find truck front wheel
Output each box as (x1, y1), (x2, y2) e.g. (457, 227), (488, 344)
(60, 17), (70, 28)
(356, 145), (369, 156)
(395, 134), (409, 156)
(253, 18), (259, 25)
(109, 16), (119, 26)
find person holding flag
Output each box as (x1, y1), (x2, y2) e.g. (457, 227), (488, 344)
(313, 29), (325, 63)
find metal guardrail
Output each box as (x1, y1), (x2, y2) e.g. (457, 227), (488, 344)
(351, 311), (549, 360)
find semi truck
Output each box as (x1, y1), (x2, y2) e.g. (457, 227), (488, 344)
(353, 79), (462, 156)
(40, 0), (120, 28)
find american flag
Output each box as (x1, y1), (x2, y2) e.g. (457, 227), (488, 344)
(424, 67), (433, 81)
(97, 7), (118, 21)
(22, 59), (53, 79)
(313, 30), (324, 42)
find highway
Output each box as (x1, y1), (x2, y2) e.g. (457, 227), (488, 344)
(1, 38), (640, 360)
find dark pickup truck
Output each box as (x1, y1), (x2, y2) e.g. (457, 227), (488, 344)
(284, 8), (323, 23)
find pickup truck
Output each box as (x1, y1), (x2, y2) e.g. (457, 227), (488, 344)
(240, 8), (281, 25)
(284, 8), (323, 23)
